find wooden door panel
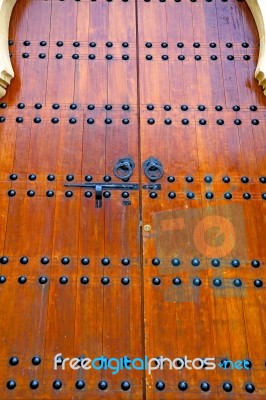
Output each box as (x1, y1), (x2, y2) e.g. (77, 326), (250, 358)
(139, 0), (266, 399)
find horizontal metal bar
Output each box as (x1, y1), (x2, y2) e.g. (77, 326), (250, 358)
(64, 183), (139, 190)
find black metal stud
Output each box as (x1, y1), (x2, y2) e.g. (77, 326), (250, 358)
(32, 356), (41, 365)
(81, 258), (90, 265)
(224, 192), (232, 199)
(205, 192), (214, 199)
(178, 381), (188, 391)
(98, 381), (108, 390)
(9, 357), (19, 366)
(121, 277), (130, 285)
(152, 277), (161, 285)
(152, 258), (160, 266)
(30, 380), (39, 390)
(18, 276), (27, 284)
(121, 381), (130, 391)
(251, 260), (260, 268)
(168, 192), (176, 199)
(39, 276), (48, 284)
(172, 258), (180, 266)
(201, 382), (210, 392)
(53, 380), (62, 390)
(231, 259), (240, 267)
(212, 259), (220, 267)
(156, 381), (165, 391)
(223, 382), (232, 392)
(81, 276), (89, 284)
(75, 380), (85, 390)
(59, 276), (68, 284)
(191, 258), (200, 266)
(0, 276), (6, 284)
(1, 256), (9, 264)
(173, 277), (182, 285)
(193, 278), (201, 286)
(254, 279), (263, 288)
(102, 258), (110, 266)
(6, 380), (16, 390)
(20, 256), (28, 264)
(233, 279), (242, 287)
(101, 277), (110, 285)
(245, 384), (255, 393)
(213, 278), (222, 287)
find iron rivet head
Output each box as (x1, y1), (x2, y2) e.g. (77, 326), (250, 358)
(242, 42), (249, 48)
(121, 381), (130, 391)
(199, 118), (206, 125)
(40, 41), (47, 46)
(254, 279), (263, 288)
(81, 276), (89, 284)
(252, 119), (259, 125)
(260, 176), (266, 184)
(251, 260), (260, 268)
(245, 384), (255, 393)
(212, 259), (220, 267)
(46, 190), (54, 197)
(173, 277), (182, 285)
(35, 103), (42, 110)
(150, 191), (157, 199)
(162, 55), (168, 60)
(22, 53), (29, 58)
(168, 191), (176, 199)
(41, 257), (49, 265)
(122, 55), (129, 60)
(16, 117), (23, 123)
(227, 55), (234, 60)
(193, 278), (201, 286)
(32, 356), (41, 365)
(210, 43), (217, 48)
(0, 275), (6, 283)
(205, 192), (214, 199)
(167, 176), (175, 182)
(34, 117), (41, 123)
(57, 41), (63, 47)
(28, 174), (36, 181)
(47, 174), (55, 181)
(223, 382), (232, 392)
(156, 381), (165, 391)
(0, 102), (7, 108)
(250, 105), (257, 112)
(122, 118), (129, 124)
(224, 192), (232, 200)
(87, 104), (95, 110)
(106, 41), (113, 47)
(75, 380), (85, 390)
(186, 175), (193, 183)
(52, 103), (60, 110)
(70, 103), (77, 110)
(182, 118), (189, 125)
(233, 105), (240, 111)
(9, 357), (19, 366)
(121, 277), (130, 285)
(193, 42), (200, 48)
(69, 118), (77, 124)
(85, 191), (92, 198)
(241, 176), (249, 183)
(231, 259), (240, 267)
(198, 105), (205, 111)
(51, 118), (59, 124)
(81, 258), (90, 265)
(103, 191), (111, 198)
(217, 119), (224, 125)
(234, 119), (242, 125)
(98, 381), (108, 390)
(147, 118), (155, 124)
(215, 105), (223, 111)
(65, 191), (73, 198)
(27, 190), (35, 197)
(201, 382), (210, 392)
(66, 174), (74, 181)
(191, 258), (200, 266)
(61, 257), (70, 265)
(152, 277), (161, 285)
(106, 54), (113, 60)
(147, 104), (154, 110)
(122, 42), (129, 48)
(243, 192), (251, 200)
(102, 258), (110, 266)
(53, 380), (62, 390)
(181, 104), (188, 111)
(85, 175), (93, 182)
(210, 55), (217, 60)
(178, 381), (188, 391)
(145, 42), (152, 48)
(177, 42), (184, 48)
(20, 257), (28, 265)
(164, 104), (171, 111)
(195, 55), (201, 61)
(122, 191), (129, 198)
(105, 104), (112, 111)
(8, 190), (16, 197)
(56, 53), (63, 59)
(213, 278), (222, 287)
(9, 174), (18, 180)
(89, 42), (96, 47)
(6, 380), (16, 390)
(187, 191), (195, 199)
(233, 279), (242, 287)
(18, 276), (27, 284)
(222, 176), (230, 183)
(122, 258), (130, 266)
(122, 104), (130, 110)
(172, 258), (180, 266)
(1, 256), (8, 264)
(105, 118), (112, 124)
(101, 277), (110, 285)
(39, 53), (46, 59)
(152, 258), (160, 266)
(204, 175), (212, 183)
(164, 118), (172, 125)
(59, 276), (68, 284)
(178, 55), (185, 61)
(39, 276), (48, 284)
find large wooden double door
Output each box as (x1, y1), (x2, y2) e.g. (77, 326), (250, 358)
(0, 0), (265, 398)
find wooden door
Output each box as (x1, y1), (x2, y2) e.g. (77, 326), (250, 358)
(0, 0), (265, 399)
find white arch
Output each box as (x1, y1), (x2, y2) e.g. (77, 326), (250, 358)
(0, 0), (266, 98)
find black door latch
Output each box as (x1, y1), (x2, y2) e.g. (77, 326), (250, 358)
(64, 182), (139, 208)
